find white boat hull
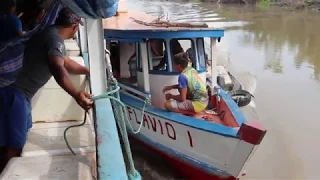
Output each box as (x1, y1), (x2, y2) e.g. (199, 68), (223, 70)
(120, 92), (265, 179)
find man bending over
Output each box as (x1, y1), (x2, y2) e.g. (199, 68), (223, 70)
(163, 52), (208, 114)
(0, 8), (93, 172)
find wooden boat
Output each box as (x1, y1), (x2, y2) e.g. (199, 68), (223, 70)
(0, 1), (264, 179)
(104, 11), (267, 179)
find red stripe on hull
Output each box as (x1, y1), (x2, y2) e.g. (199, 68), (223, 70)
(130, 135), (237, 180)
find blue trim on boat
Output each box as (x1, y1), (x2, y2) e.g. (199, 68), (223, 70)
(104, 29), (224, 40)
(218, 90), (246, 126)
(120, 81), (151, 95)
(105, 37), (145, 43)
(136, 69), (207, 75)
(131, 131), (233, 178)
(149, 70), (181, 75)
(84, 54), (128, 179)
(83, 53), (89, 67)
(120, 92), (239, 138)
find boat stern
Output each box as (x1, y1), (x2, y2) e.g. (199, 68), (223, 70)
(237, 121), (266, 146)
(226, 121), (266, 179)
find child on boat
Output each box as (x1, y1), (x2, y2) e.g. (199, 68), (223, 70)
(163, 52), (208, 114)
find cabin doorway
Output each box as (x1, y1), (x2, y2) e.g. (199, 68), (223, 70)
(109, 41), (120, 78)
(107, 41), (138, 84)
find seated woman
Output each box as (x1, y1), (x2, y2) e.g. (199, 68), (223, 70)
(0, 0), (23, 43)
(163, 52), (208, 114)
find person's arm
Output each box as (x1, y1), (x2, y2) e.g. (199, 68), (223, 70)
(13, 16), (23, 36)
(171, 74), (188, 102)
(165, 75), (188, 102)
(163, 84), (179, 93)
(46, 36), (93, 110)
(171, 84), (179, 89)
(48, 56), (93, 110)
(48, 56), (79, 98)
(64, 56), (90, 75)
(171, 89), (187, 102)
(151, 45), (160, 56)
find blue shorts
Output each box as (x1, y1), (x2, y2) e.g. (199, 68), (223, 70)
(0, 86), (32, 149)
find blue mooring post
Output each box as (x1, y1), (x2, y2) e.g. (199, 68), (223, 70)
(86, 18), (128, 180)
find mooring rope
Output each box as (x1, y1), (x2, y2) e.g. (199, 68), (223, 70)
(63, 78), (149, 180)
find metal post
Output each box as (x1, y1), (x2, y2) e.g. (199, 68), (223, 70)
(86, 18), (128, 180)
(211, 38), (217, 93)
(140, 42), (150, 92)
(78, 18), (88, 54)
(165, 39), (172, 71)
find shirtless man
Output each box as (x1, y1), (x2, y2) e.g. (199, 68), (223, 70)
(0, 7), (93, 172)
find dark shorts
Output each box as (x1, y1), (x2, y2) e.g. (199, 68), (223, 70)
(0, 86), (32, 149)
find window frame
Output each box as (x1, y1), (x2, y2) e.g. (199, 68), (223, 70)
(146, 38), (169, 72)
(196, 38), (207, 71)
(169, 38), (196, 71)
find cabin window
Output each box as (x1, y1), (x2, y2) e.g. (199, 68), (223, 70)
(127, 42), (140, 80)
(197, 38), (207, 71)
(147, 39), (167, 71)
(169, 39), (195, 71)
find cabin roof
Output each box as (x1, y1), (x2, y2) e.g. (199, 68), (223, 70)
(103, 11), (224, 41)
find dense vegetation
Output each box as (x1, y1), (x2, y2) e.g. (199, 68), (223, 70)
(259, 0), (320, 10)
(202, 0), (320, 10)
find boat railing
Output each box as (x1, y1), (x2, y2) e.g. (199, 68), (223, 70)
(119, 82), (151, 100)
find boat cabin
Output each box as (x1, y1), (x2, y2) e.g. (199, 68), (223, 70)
(104, 11), (223, 111)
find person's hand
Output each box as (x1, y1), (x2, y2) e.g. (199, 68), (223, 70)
(162, 86), (172, 93)
(165, 93), (172, 100)
(74, 91), (94, 110)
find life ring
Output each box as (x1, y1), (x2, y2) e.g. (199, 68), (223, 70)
(228, 89), (253, 107)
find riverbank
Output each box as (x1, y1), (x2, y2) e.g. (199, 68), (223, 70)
(208, 0), (320, 10)
(269, 0), (320, 10)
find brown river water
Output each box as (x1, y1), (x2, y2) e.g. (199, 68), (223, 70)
(126, 1), (320, 179)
